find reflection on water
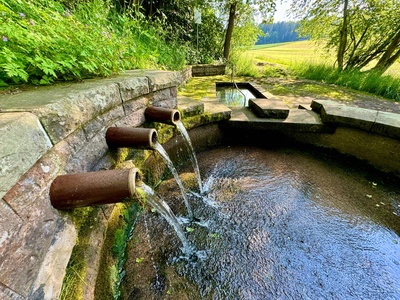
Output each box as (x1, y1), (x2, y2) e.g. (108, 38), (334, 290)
(123, 146), (400, 300)
(216, 86), (256, 107)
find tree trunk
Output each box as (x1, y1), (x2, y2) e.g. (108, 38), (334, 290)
(337, 0), (349, 70)
(372, 29), (400, 74)
(223, 2), (237, 60)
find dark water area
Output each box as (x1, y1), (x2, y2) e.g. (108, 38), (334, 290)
(123, 146), (400, 300)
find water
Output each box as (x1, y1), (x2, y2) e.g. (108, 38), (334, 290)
(137, 183), (192, 252)
(175, 120), (203, 193)
(124, 146), (400, 299)
(153, 141), (193, 218)
(216, 86), (256, 107)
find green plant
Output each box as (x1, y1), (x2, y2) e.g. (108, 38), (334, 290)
(291, 62), (400, 101)
(0, 0), (185, 86)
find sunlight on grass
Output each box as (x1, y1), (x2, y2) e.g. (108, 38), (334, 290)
(179, 75), (232, 100)
(248, 41), (333, 67)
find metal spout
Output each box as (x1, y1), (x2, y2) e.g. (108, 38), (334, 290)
(145, 106), (181, 126)
(50, 168), (140, 210)
(105, 127), (158, 149)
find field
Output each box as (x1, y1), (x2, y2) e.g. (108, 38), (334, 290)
(247, 41), (400, 77)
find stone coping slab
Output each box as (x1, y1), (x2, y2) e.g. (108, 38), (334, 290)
(0, 112), (52, 199)
(248, 98), (290, 119)
(227, 107), (334, 133)
(311, 99), (400, 140)
(177, 96), (204, 117)
(0, 71), (183, 144)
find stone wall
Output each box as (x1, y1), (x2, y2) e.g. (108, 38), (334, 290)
(0, 70), (188, 300)
(191, 64), (226, 77)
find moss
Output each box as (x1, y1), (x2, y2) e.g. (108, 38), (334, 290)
(59, 207), (99, 300)
(94, 202), (142, 300)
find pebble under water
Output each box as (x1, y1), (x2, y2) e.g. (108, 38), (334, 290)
(123, 146), (400, 300)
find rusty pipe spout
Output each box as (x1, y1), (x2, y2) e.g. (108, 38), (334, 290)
(145, 106), (181, 126)
(50, 168), (141, 210)
(106, 127), (158, 149)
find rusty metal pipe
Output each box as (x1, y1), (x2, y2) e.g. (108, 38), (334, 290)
(50, 168), (140, 210)
(105, 127), (158, 149)
(145, 106), (181, 126)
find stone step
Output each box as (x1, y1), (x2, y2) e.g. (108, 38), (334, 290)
(227, 107), (335, 133)
(177, 95), (204, 117)
(311, 99), (400, 140)
(248, 98), (290, 119)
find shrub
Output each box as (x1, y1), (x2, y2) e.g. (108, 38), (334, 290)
(0, 0), (186, 86)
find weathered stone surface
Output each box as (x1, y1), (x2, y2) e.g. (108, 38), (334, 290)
(0, 70), (196, 300)
(249, 98), (290, 119)
(126, 70), (183, 91)
(312, 99), (378, 131)
(81, 210), (107, 300)
(177, 96), (204, 117)
(291, 127), (400, 178)
(150, 87), (178, 108)
(114, 74), (149, 102)
(182, 102), (231, 130)
(116, 108), (146, 128)
(0, 283), (24, 300)
(0, 80), (123, 144)
(372, 111), (400, 139)
(30, 216), (76, 300)
(227, 107), (334, 133)
(191, 64), (226, 77)
(312, 99), (400, 140)
(0, 112), (52, 199)
(0, 193), (58, 297)
(123, 96), (148, 115)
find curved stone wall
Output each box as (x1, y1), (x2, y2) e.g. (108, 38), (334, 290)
(0, 70), (189, 300)
(1, 69), (399, 299)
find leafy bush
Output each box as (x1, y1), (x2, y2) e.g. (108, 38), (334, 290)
(0, 0), (186, 86)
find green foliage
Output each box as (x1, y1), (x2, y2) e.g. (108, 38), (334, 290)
(292, 62), (400, 101)
(0, 0), (186, 86)
(292, 0), (400, 73)
(257, 21), (306, 44)
(111, 202), (141, 299)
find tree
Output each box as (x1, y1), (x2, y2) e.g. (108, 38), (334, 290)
(216, 0), (276, 60)
(111, 0), (226, 64)
(292, 0), (400, 74)
(257, 21), (306, 44)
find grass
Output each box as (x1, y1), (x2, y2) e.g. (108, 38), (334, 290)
(242, 41), (400, 102)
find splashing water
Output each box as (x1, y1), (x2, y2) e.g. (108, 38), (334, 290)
(176, 120), (203, 193)
(137, 183), (193, 254)
(153, 141), (193, 218)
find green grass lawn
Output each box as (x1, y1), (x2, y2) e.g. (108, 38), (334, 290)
(248, 40), (400, 77)
(180, 41), (400, 105)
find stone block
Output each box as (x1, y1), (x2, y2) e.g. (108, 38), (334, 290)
(116, 76), (149, 102)
(126, 70), (183, 92)
(0, 190), (58, 297)
(191, 64), (226, 77)
(0, 112), (52, 199)
(249, 98), (289, 119)
(30, 217), (76, 300)
(372, 111), (400, 140)
(82, 105), (125, 141)
(123, 96), (148, 115)
(177, 96), (204, 117)
(0, 81), (123, 144)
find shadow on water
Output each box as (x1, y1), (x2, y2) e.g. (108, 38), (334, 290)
(123, 145), (400, 300)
